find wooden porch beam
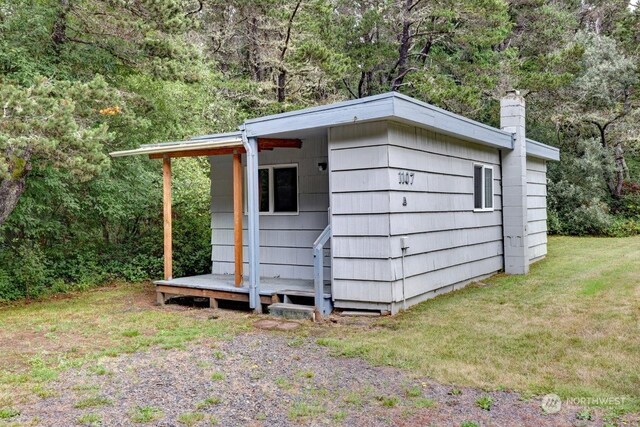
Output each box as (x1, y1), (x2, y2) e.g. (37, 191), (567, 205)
(162, 156), (172, 280)
(232, 152), (243, 287)
(257, 138), (303, 149)
(150, 147), (244, 159)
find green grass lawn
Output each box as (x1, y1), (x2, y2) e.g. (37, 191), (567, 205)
(319, 236), (640, 413)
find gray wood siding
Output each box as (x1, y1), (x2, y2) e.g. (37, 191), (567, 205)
(329, 121), (504, 307)
(328, 122), (393, 304)
(527, 157), (548, 262)
(210, 135), (330, 280)
(386, 123), (504, 302)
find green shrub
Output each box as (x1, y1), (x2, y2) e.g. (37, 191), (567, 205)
(0, 269), (22, 301)
(615, 181), (640, 217)
(547, 139), (614, 236)
(606, 217), (640, 237)
(0, 155), (212, 302)
(558, 203), (613, 235)
(12, 244), (51, 298)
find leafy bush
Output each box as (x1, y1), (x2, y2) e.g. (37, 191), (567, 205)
(0, 269), (22, 302)
(0, 152), (212, 302)
(606, 217), (640, 237)
(0, 243), (52, 300)
(547, 139), (615, 235)
(613, 181), (640, 217)
(559, 203), (613, 235)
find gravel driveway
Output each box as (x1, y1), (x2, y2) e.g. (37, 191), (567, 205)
(14, 319), (613, 426)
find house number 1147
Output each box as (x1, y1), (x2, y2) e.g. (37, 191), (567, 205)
(398, 171), (415, 185)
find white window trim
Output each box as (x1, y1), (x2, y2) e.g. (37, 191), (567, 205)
(244, 163), (299, 216)
(473, 163), (495, 212)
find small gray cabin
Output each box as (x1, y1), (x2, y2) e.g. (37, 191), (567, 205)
(111, 90), (559, 318)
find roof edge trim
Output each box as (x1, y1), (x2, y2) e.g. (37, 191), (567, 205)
(526, 138), (560, 161)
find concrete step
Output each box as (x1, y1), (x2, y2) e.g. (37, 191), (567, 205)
(279, 293), (333, 317)
(268, 303), (315, 321)
(279, 289), (331, 299)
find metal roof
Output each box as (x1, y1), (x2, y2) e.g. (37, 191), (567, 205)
(109, 92), (559, 161)
(109, 133), (243, 157)
(244, 92), (515, 150)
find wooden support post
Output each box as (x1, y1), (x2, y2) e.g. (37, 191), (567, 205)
(163, 156), (173, 280)
(233, 152), (243, 286)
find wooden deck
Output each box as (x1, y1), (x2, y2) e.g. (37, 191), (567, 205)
(154, 274), (331, 308)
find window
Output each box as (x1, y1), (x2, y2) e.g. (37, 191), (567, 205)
(473, 164), (494, 211)
(248, 164), (298, 214)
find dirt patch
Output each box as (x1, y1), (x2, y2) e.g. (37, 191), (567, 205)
(253, 319), (301, 331)
(10, 332), (622, 426)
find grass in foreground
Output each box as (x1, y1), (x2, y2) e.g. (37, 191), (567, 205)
(320, 236), (640, 413)
(0, 282), (250, 407)
(130, 406), (164, 423)
(177, 411), (205, 426)
(76, 413), (101, 426)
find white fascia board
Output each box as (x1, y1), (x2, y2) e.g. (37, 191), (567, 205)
(392, 95), (514, 150)
(526, 138), (560, 161)
(243, 93), (396, 137)
(187, 131), (244, 142)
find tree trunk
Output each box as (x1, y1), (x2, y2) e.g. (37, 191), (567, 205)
(612, 144), (626, 198)
(248, 16), (263, 81)
(0, 177), (27, 226)
(0, 150), (32, 226)
(51, 0), (71, 57)
(276, 0), (302, 103)
(390, 0), (414, 91)
(277, 68), (286, 103)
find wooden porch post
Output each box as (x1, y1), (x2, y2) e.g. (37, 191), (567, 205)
(162, 156), (172, 280)
(233, 152), (243, 286)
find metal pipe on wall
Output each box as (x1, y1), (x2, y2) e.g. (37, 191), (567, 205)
(241, 130), (262, 313)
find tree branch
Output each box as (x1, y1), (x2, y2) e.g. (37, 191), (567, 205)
(280, 0), (302, 61)
(342, 79), (358, 99)
(185, 0), (203, 17)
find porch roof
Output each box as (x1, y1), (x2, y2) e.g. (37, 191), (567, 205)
(109, 132), (243, 158)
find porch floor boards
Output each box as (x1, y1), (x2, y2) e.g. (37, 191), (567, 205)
(154, 274), (331, 307)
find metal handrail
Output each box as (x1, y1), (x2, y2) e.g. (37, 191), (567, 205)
(313, 224), (331, 319)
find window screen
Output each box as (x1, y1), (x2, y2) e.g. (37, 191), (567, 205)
(273, 167), (298, 212)
(474, 165), (483, 209)
(258, 168), (269, 212)
(484, 167), (493, 209)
